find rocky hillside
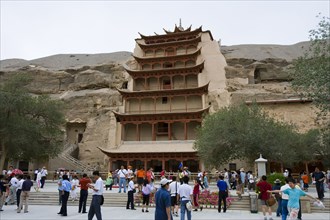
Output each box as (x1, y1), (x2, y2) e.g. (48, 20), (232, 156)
(0, 42), (319, 169)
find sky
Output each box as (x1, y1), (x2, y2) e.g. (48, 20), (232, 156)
(1, 0), (329, 60)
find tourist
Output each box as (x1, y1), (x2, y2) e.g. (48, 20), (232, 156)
(16, 175), (24, 210)
(272, 179), (282, 217)
(192, 179), (202, 212)
(269, 178), (319, 220)
(146, 167), (155, 184)
(283, 169), (289, 178)
(178, 175), (193, 220)
(217, 175), (228, 213)
(35, 171), (41, 192)
(105, 175), (113, 191)
(312, 167), (325, 201)
(247, 171), (255, 191)
(33, 169), (38, 181)
(57, 175), (63, 205)
(169, 176), (180, 217)
(7, 166), (13, 177)
(280, 178), (291, 220)
(126, 176), (136, 210)
(197, 170), (204, 189)
(0, 175), (7, 211)
(240, 168), (246, 192)
(155, 178), (172, 220)
(118, 166), (128, 193)
(78, 173), (91, 214)
(136, 167), (145, 192)
(301, 172), (309, 191)
(223, 168), (230, 188)
(203, 171), (209, 190)
(5, 174), (18, 205)
(57, 174), (71, 217)
(70, 175), (79, 201)
(141, 178), (153, 213)
(236, 170), (243, 200)
(127, 165), (134, 179)
(17, 175), (33, 213)
(40, 166), (48, 188)
(88, 171), (104, 220)
(256, 175), (273, 220)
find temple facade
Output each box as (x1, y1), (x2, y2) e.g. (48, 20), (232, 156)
(100, 24), (228, 172)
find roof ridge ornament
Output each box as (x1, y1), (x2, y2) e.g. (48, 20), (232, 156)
(178, 18), (184, 31)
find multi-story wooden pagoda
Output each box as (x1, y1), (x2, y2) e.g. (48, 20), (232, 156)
(100, 23), (227, 172)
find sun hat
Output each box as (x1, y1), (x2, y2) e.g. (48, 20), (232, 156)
(160, 178), (171, 186)
(274, 179), (281, 183)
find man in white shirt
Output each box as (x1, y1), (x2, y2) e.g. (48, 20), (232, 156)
(88, 171), (104, 220)
(178, 176), (193, 220)
(118, 166), (128, 193)
(197, 170), (204, 189)
(16, 175), (24, 209)
(40, 167), (48, 188)
(5, 175), (19, 205)
(280, 178), (291, 220)
(169, 176), (180, 217)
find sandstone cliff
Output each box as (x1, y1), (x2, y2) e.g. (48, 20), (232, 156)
(0, 42), (320, 170)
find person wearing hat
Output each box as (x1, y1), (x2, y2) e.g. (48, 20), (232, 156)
(272, 179), (282, 217)
(126, 176), (136, 210)
(155, 178), (172, 220)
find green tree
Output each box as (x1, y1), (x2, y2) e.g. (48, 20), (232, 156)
(291, 15), (330, 168)
(0, 74), (65, 170)
(194, 104), (300, 168)
(291, 15), (330, 113)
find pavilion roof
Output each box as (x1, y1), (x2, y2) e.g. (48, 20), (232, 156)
(113, 107), (210, 123)
(137, 26), (203, 41)
(132, 47), (201, 63)
(117, 83), (209, 98)
(136, 35), (201, 50)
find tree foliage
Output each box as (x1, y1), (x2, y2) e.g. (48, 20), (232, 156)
(0, 74), (65, 170)
(194, 104), (318, 168)
(291, 15), (330, 113)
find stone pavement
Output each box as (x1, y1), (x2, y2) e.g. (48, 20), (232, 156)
(0, 205), (330, 220)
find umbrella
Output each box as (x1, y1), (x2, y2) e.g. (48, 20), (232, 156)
(12, 169), (23, 175)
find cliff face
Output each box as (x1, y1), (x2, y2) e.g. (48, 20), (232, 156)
(0, 42), (320, 169)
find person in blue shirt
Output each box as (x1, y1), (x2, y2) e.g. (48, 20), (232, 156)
(269, 178), (318, 220)
(217, 175), (228, 213)
(155, 178), (173, 220)
(57, 175), (72, 217)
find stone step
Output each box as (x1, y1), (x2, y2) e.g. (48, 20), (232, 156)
(27, 192), (330, 213)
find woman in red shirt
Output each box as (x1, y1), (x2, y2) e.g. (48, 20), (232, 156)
(256, 175), (273, 220)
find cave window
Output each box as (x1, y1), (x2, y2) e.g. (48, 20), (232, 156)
(121, 81), (128, 89)
(162, 97), (168, 104)
(254, 68), (261, 84)
(78, 133), (83, 143)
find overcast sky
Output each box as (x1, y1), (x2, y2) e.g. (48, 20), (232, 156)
(1, 0), (329, 60)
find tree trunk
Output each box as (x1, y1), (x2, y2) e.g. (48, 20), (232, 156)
(0, 140), (7, 171)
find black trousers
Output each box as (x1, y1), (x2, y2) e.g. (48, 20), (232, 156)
(40, 176), (46, 188)
(316, 181), (324, 199)
(218, 191), (227, 212)
(79, 189), (88, 213)
(59, 191), (69, 215)
(126, 191), (134, 209)
(16, 189), (22, 207)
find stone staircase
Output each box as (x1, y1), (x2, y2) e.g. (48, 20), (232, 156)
(27, 191), (330, 213)
(58, 143), (95, 173)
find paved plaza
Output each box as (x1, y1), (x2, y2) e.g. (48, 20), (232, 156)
(0, 205), (329, 220)
(0, 181), (329, 220)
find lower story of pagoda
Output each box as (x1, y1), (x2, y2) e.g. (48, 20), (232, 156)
(108, 152), (200, 172)
(99, 141), (201, 172)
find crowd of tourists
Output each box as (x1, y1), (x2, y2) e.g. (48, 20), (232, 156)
(0, 164), (329, 220)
